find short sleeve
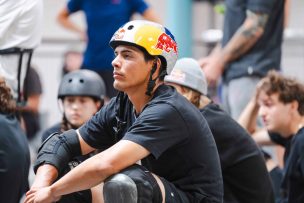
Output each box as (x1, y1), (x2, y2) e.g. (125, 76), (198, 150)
(247, 0), (276, 14)
(128, 0), (149, 14)
(67, 0), (83, 13)
(123, 103), (188, 159)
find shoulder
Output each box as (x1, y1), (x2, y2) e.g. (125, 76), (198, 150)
(41, 123), (61, 142)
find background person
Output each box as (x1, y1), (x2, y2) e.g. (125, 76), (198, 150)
(165, 58), (274, 203)
(240, 71), (304, 202)
(199, 0), (285, 120)
(0, 75), (30, 203)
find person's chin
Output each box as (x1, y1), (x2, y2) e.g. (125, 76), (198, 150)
(113, 82), (124, 92)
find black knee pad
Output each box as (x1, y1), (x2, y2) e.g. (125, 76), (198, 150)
(103, 173), (137, 203)
(103, 165), (162, 203)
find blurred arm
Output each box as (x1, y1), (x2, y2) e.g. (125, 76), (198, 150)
(141, 7), (162, 24)
(219, 10), (269, 63)
(57, 6), (86, 40)
(238, 97), (260, 134)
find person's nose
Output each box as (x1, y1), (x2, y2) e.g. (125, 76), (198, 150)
(71, 101), (80, 110)
(112, 55), (121, 69)
(258, 105), (267, 118)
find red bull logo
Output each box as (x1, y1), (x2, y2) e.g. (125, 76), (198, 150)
(155, 33), (178, 53)
(113, 28), (125, 40)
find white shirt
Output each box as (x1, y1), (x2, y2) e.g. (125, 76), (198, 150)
(0, 0), (43, 99)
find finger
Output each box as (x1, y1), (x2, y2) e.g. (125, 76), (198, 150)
(26, 188), (37, 196)
(24, 193), (35, 203)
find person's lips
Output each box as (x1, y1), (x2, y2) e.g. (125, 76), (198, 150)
(113, 71), (123, 79)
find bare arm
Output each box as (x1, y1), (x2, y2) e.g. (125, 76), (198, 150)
(141, 7), (162, 24)
(57, 6), (86, 40)
(238, 97), (260, 134)
(26, 130), (95, 195)
(18, 94), (40, 113)
(199, 10), (269, 84)
(26, 139), (150, 202)
(220, 10), (269, 63)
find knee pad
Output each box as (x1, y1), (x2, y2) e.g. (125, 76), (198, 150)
(103, 173), (137, 203)
(103, 165), (162, 203)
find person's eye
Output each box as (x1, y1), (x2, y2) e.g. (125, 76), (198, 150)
(124, 54), (131, 59)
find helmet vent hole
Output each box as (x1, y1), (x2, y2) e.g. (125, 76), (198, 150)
(127, 25), (134, 30)
(68, 79), (73, 83)
(79, 79), (84, 83)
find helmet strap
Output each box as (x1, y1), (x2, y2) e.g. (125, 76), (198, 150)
(145, 61), (158, 96)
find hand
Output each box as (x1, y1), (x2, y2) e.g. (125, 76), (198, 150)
(24, 186), (60, 203)
(251, 78), (266, 106)
(198, 54), (225, 87)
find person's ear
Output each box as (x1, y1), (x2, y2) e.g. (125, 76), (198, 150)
(290, 100), (299, 113)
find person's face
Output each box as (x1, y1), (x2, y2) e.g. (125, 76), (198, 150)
(112, 45), (153, 93)
(258, 91), (293, 137)
(63, 96), (100, 127)
(64, 52), (83, 72)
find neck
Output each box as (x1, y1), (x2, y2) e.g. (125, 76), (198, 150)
(290, 116), (304, 135)
(127, 82), (161, 114)
(199, 96), (211, 109)
(297, 118), (304, 132)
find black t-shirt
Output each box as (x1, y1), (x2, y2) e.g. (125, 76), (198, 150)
(79, 85), (223, 202)
(222, 0), (284, 83)
(200, 102), (274, 203)
(269, 132), (291, 163)
(0, 114), (30, 203)
(281, 127), (304, 202)
(42, 123), (92, 203)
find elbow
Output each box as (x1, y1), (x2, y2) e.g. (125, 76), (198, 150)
(94, 159), (121, 179)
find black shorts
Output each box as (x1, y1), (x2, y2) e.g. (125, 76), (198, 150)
(160, 177), (190, 203)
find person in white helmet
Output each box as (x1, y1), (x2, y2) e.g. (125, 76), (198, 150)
(165, 58), (275, 203)
(25, 20), (223, 203)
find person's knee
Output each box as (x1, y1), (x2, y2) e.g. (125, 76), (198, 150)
(103, 173), (137, 203)
(103, 165), (162, 203)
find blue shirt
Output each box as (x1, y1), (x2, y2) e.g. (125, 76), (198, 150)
(67, 0), (149, 71)
(222, 0), (284, 83)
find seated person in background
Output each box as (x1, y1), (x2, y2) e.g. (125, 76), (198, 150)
(239, 70), (304, 202)
(164, 57), (274, 203)
(0, 75), (30, 203)
(41, 69), (106, 203)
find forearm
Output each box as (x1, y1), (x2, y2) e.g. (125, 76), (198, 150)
(238, 99), (260, 134)
(219, 10), (268, 64)
(17, 95), (40, 113)
(57, 7), (84, 35)
(49, 140), (148, 199)
(252, 129), (274, 145)
(141, 8), (162, 24)
(50, 153), (114, 198)
(31, 164), (58, 189)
